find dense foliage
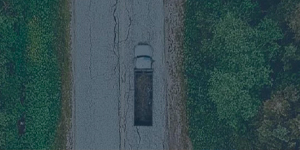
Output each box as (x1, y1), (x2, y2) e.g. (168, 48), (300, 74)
(257, 85), (300, 149)
(0, 0), (69, 149)
(184, 0), (300, 149)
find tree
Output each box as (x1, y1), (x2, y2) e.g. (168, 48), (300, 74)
(287, 2), (300, 42)
(0, 111), (7, 149)
(206, 12), (283, 130)
(256, 85), (300, 149)
(282, 44), (300, 71)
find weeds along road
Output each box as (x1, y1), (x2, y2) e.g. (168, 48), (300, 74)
(71, 0), (167, 149)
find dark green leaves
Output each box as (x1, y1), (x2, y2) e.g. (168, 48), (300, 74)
(205, 13), (282, 129)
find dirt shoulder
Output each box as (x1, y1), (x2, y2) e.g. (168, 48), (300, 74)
(65, 0), (75, 149)
(164, 0), (192, 150)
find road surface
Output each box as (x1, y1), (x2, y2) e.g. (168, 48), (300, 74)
(71, 0), (167, 149)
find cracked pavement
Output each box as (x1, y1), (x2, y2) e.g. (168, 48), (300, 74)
(71, 0), (166, 149)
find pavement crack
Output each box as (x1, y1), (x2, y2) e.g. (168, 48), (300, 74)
(112, 1), (121, 150)
(136, 126), (141, 150)
(120, 5), (132, 44)
(121, 70), (126, 83)
(129, 143), (133, 150)
(122, 90), (129, 149)
(112, 0), (119, 70)
(123, 16), (132, 43)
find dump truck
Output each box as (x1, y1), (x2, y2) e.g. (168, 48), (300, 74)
(134, 44), (154, 126)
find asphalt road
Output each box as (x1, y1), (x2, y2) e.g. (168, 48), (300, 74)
(71, 0), (167, 149)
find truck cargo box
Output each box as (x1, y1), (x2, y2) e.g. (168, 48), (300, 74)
(134, 69), (153, 126)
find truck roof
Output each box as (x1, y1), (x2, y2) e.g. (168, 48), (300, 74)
(134, 44), (152, 57)
(135, 57), (152, 69)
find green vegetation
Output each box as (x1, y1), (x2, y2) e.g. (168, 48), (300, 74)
(0, 0), (71, 149)
(184, 0), (300, 149)
(257, 85), (300, 149)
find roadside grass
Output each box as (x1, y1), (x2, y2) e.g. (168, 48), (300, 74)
(51, 0), (72, 149)
(0, 0), (71, 149)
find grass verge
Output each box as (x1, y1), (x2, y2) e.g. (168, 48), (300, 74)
(0, 0), (72, 149)
(51, 0), (72, 149)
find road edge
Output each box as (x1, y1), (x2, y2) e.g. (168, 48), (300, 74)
(66, 0), (76, 149)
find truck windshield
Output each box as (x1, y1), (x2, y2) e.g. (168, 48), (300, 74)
(135, 57), (152, 69)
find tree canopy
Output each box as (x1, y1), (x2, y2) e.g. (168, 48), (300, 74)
(257, 85), (300, 149)
(184, 0), (300, 149)
(206, 12), (282, 129)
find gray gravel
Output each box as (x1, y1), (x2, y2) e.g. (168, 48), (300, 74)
(71, 0), (167, 149)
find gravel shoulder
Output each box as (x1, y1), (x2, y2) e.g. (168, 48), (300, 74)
(164, 0), (192, 149)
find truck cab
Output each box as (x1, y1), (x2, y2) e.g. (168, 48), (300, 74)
(134, 44), (154, 69)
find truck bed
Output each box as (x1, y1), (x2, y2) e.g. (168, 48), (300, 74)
(134, 69), (153, 126)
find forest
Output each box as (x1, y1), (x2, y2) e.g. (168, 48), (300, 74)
(184, 0), (300, 149)
(0, 0), (71, 149)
